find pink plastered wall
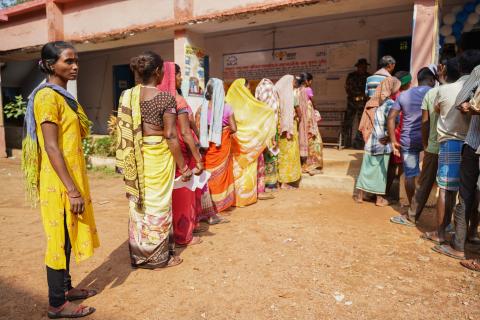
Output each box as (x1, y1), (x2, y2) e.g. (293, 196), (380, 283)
(62, 0), (174, 41)
(0, 13), (48, 51)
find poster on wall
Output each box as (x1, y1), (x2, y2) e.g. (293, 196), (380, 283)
(184, 45), (206, 97)
(223, 40), (369, 104)
(223, 40), (369, 142)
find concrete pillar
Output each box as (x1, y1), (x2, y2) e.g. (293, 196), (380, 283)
(67, 80), (77, 99)
(174, 29), (206, 113)
(0, 64), (7, 158)
(46, 0), (64, 41)
(410, 0), (440, 84)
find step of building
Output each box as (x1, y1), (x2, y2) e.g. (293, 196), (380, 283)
(300, 173), (356, 193)
(299, 147), (361, 193)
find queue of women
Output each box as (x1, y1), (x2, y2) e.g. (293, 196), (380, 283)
(22, 42), (324, 318)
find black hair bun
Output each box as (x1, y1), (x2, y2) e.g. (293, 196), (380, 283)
(205, 91), (212, 100)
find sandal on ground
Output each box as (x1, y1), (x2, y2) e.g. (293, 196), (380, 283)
(421, 232), (445, 245)
(460, 259), (480, 272)
(165, 256), (183, 268)
(65, 288), (97, 302)
(208, 215), (230, 225)
(193, 223), (208, 233)
(162, 256), (183, 271)
(308, 169), (323, 176)
(218, 210), (232, 217)
(390, 215), (415, 227)
(258, 193), (275, 200)
(281, 184), (297, 190)
(48, 301), (95, 319)
(432, 244), (465, 260)
(176, 236), (202, 247)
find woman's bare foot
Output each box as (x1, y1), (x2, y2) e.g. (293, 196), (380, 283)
(375, 196), (390, 207)
(353, 195), (363, 204)
(177, 236), (202, 247)
(353, 190), (364, 204)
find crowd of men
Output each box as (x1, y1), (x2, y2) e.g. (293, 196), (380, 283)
(345, 51), (480, 272)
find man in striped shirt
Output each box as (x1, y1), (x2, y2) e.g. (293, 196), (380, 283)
(365, 55), (396, 98)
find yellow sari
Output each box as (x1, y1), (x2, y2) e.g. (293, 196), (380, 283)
(225, 79), (276, 207)
(117, 85), (176, 268)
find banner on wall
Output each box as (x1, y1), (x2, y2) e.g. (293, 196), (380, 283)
(185, 45), (206, 97)
(223, 40), (370, 141)
(223, 40), (369, 103)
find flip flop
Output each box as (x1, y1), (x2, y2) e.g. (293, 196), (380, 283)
(420, 233), (445, 245)
(165, 256), (183, 268)
(66, 288), (97, 302)
(460, 259), (480, 272)
(193, 224), (208, 233)
(258, 193), (275, 200)
(48, 302), (95, 319)
(432, 244), (465, 260)
(390, 215), (415, 227)
(208, 216), (230, 225)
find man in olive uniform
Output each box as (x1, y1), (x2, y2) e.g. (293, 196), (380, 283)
(344, 58), (370, 148)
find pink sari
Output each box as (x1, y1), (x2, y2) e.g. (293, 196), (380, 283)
(158, 61), (198, 245)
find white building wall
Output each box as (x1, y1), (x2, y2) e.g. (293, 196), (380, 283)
(205, 10), (413, 78)
(78, 41), (174, 134)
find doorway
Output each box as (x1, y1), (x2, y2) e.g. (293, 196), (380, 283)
(377, 36), (412, 72)
(113, 64), (135, 111)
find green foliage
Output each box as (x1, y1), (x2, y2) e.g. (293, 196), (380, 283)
(0, 0), (32, 9)
(4, 95), (26, 119)
(82, 136), (93, 169)
(93, 136), (115, 157)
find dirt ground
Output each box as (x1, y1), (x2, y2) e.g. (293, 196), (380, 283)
(1, 156), (479, 320)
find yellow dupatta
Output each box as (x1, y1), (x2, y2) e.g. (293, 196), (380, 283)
(225, 79), (276, 206)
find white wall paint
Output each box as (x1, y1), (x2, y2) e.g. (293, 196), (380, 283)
(78, 42), (173, 134)
(77, 9), (414, 134)
(205, 10), (413, 78)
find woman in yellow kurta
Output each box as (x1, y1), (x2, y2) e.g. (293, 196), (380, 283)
(22, 42), (98, 318)
(225, 79), (276, 207)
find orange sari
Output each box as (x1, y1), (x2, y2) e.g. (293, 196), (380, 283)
(204, 128), (235, 212)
